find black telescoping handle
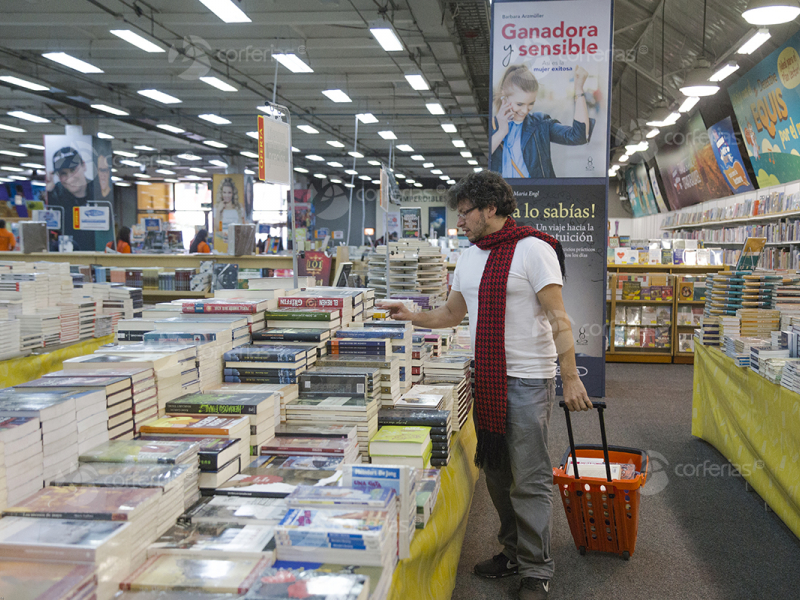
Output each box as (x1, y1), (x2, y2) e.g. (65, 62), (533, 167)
(558, 400), (612, 482)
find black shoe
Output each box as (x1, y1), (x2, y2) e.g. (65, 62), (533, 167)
(518, 577), (550, 600)
(473, 553), (518, 579)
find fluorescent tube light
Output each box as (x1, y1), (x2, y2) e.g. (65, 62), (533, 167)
(370, 19), (404, 52)
(378, 131), (396, 140)
(109, 29), (164, 53)
(405, 73), (429, 90)
(348, 151), (364, 158)
(273, 53), (313, 73)
(709, 62), (740, 82)
(137, 89), (182, 104)
(199, 113), (231, 125)
(297, 125), (319, 134)
(452, 140), (466, 148)
(203, 140), (227, 148)
(306, 155), (325, 162)
(198, 0), (251, 23)
(199, 76), (238, 92)
(8, 111), (49, 123)
(738, 28), (771, 54)
(397, 144), (414, 152)
(0, 75), (49, 91)
(327, 140), (345, 148)
(43, 52), (103, 73)
(322, 89), (352, 103)
(241, 151), (258, 158)
(426, 102), (445, 115)
(441, 123), (457, 133)
(157, 124), (185, 134)
(96, 132), (114, 139)
(356, 113), (378, 124)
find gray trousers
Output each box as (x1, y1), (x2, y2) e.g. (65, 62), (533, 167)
(483, 376), (555, 580)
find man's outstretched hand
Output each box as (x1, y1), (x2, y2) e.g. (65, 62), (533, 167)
(376, 300), (415, 322)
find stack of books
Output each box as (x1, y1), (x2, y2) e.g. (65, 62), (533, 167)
(694, 317), (721, 347)
(423, 355), (473, 430)
(260, 432), (360, 465)
(210, 464), (340, 499)
(166, 390), (278, 457)
(142, 331), (226, 390)
(224, 344), (315, 385)
(705, 271), (750, 317)
(80, 439), (199, 467)
(50, 461), (197, 536)
(252, 327), (332, 358)
(302, 286), (374, 321)
(139, 414), (250, 471)
(0, 416), (42, 504)
(278, 294), (354, 323)
(276, 486), (398, 571)
(182, 495), (287, 528)
(416, 468), (442, 529)
(749, 345), (790, 376)
(19, 308), (62, 347)
(13, 378), (110, 455)
(119, 554), (272, 595)
(0, 515), (133, 599)
(0, 559), (96, 600)
(316, 354), (402, 408)
(57, 302), (81, 344)
(381, 406), (452, 468)
(44, 366), (157, 440)
(264, 307), (343, 331)
(284, 395), (379, 462)
(2, 485), (162, 591)
(738, 308), (781, 338)
(411, 340), (432, 384)
(181, 297), (271, 334)
(723, 337), (763, 367)
(245, 566), (371, 600)
(761, 357), (798, 384)
(0, 316), (20, 360)
(341, 463), (418, 560)
(341, 323), (413, 393)
(216, 381), (299, 421)
(146, 519), (277, 561)
(780, 360), (800, 394)
(369, 426), (432, 468)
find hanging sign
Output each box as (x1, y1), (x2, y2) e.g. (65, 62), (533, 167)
(258, 113), (291, 186)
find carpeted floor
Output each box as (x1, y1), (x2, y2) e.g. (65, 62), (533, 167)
(452, 363), (800, 600)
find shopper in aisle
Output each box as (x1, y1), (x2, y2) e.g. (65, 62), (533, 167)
(0, 220), (16, 251)
(379, 170), (592, 600)
(106, 226), (132, 253)
(189, 229), (211, 254)
(489, 63), (594, 179)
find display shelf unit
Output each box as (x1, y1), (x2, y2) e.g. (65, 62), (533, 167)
(662, 208), (800, 231)
(606, 273), (674, 364)
(607, 264), (724, 274)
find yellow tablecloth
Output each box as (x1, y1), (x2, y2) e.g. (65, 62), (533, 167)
(0, 336), (115, 388)
(387, 412), (480, 600)
(692, 343), (800, 538)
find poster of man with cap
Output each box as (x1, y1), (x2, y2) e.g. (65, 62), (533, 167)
(45, 132), (102, 251)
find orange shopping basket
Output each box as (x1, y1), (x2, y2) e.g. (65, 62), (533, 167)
(552, 400), (649, 560)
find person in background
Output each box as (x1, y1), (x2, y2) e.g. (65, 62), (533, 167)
(190, 228), (211, 253)
(106, 226), (131, 253)
(0, 220), (16, 251)
(378, 170), (592, 600)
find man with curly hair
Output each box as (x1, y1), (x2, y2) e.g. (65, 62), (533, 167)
(378, 170), (591, 600)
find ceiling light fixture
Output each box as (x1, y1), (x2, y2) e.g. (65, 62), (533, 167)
(246, 131), (259, 139)
(345, 169), (358, 175)
(198, 0), (251, 23)
(405, 73), (429, 90)
(294, 167), (309, 173)
(8, 111), (49, 123)
(439, 175), (449, 180)
(119, 159), (141, 167)
(292, 147), (300, 153)
(452, 140), (466, 148)
(273, 53), (313, 73)
(138, 89), (182, 104)
(133, 173), (150, 178)
(0, 166), (24, 172)
(737, 28), (772, 54)
(441, 123), (457, 133)
(112, 150), (138, 158)
(134, 145), (156, 151)
(21, 163), (44, 169)
(297, 124), (319, 134)
(378, 131), (397, 140)
(157, 124), (185, 134)
(241, 151), (258, 159)
(411, 155), (425, 161)
(314, 173), (327, 179)
(327, 161), (343, 168)
(460, 151), (473, 158)
(203, 140), (227, 148)
(189, 167), (208, 173)
(359, 175), (372, 180)
(369, 18), (404, 52)
(322, 89), (352, 103)
(199, 76), (238, 92)
(395, 173), (406, 179)
(0, 75), (49, 91)
(96, 132), (114, 139)
(368, 160), (381, 166)
(243, 169), (254, 175)
(327, 140), (345, 148)
(156, 159), (178, 166)
(91, 104), (129, 116)
(646, 128), (660, 139)
(0, 150), (26, 157)
(198, 113), (231, 125)
(0, 124), (25, 133)
(742, 0), (800, 24)
(109, 29), (164, 53)
(426, 102), (445, 115)
(397, 144), (414, 152)
(431, 169), (443, 175)
(330, 178), (343, 183)
(709, 61), (740, 82)
(177, 153), (202, 161)
(678, 97), (700, 113)
(356, 113), (378, 124)
(42, 52), (103, 73)
(348, 151), (364, 158)
(19, 143), (45, 150)
(155, 169), (175, 175)
(306, 155), (325, 162)
(208, 160), (228, 167)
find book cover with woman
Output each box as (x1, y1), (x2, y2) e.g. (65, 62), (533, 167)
(213, 174), (246, 253)
(489, 62), (595, 179)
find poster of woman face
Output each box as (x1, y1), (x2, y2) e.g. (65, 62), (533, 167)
(213, 173), (246, 253)
(489, 0), (612, 180)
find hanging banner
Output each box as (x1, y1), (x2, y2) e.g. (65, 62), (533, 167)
(648, 166), (670, 212)
(708, 117), (755, 194)
(490, 0), (613, 398)
(257, 114), (291, 186)
(399, 207), (421, 238)
(213, 173), (246, 253)
(728, 29), (800, 187)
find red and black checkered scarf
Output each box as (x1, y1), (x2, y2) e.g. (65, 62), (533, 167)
(473, 216), (565, 470)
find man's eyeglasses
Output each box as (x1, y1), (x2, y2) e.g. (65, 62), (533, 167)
(456, 206), (478, 220)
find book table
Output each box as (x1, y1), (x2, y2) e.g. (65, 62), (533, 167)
(692, 343), (800, 538)
(0, 335), (115, 387)
(388, 412), (479, 600)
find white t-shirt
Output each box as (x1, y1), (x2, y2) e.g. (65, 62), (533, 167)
(451, 236), (563, 378)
